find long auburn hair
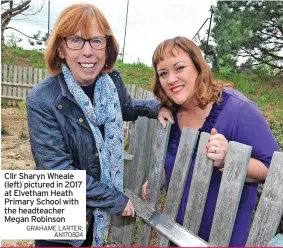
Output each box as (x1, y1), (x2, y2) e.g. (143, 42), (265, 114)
(152, 36), (233, 111)
(44, 3), (119, 74)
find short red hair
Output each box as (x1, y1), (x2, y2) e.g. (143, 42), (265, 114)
(152, 36), (233, 111)
(44, 3), (119, 74)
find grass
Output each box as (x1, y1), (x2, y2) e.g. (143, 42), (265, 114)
(1, 45), (45, 69)
(1, 45), (283, 150)
(1, 128), (8, 135)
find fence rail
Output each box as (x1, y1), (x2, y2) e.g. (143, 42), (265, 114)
(1, 64), (50, 105)
(1, 64), (154, 106)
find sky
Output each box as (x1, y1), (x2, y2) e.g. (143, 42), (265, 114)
(4, 0), (218, 66)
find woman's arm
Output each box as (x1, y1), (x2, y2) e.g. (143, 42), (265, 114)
(112, 71), (173, 124)
(235, 102), (279, 182)
(207, 100), (279, 183)
(246, 158), (268, 182)
(27, 97), (128, 215)
(218, 158), (268, 183)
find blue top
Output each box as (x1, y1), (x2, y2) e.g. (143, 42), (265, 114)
(165, 88), (280, 246)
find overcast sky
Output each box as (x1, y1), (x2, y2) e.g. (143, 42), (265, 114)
(5, 0), (217, 65)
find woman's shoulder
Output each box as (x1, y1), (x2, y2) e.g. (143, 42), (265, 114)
(223, 87), (252, 105)
(222, 87), (264, 121)
(27, 74), (62, 103)
(108, 69), (122, 81)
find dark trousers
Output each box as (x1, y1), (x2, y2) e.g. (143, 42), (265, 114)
(35, 217), (94, 247)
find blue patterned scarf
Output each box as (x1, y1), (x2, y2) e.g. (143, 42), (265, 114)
(62, 64), (124, 246)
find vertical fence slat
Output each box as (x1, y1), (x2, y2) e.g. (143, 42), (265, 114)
(135, 90), (158, 246)
(246, 152), (283, 246)
(38, 68), (43, 82)
(183, 132), (214, 234)
(138, 122), (171, 246)
(130, 84), (136, 98)
(44, 69), (49, 78)
(27, 67), (33, 96)
(143, 90), (157, 184)
(124, 84), (132, 141)
(128, 84), (136, 153)
(209, 142), (251, 246)
(2, 64), (8, 97)
(156, 128), (199, 246)
(12, 65), (18, 106)
(22, 67), (28, 99)
(121, 117), (153, 246)
(33, 68), (38, 86)
(7, 65), (13, 105)
(17, 66), (23, 101)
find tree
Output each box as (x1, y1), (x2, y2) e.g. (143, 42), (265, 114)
(210, 1), (283, 73)
(1, 0), (45, 45)
(28, 30), (49, 48)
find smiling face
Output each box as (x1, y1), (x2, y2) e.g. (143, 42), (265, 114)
(156, 48), (199, 107)
(58, 19), (106, 86)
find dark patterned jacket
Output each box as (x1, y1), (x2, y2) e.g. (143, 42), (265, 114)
(26, 70), (160, 246)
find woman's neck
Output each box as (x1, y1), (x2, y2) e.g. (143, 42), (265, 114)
(177, 102), (213, 131)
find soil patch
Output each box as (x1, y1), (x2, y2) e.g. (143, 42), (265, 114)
(1, 106), (35, 247)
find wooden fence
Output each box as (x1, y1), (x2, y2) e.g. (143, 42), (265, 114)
(108, 115), (283, 247)
(1, 64), (50, 105)
(1, 64), (154, 107)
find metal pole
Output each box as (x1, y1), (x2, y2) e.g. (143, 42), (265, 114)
(48, 0), (50, 36)
(205, 7), (214, 59)
(192, 18), (210, 41)
(122, 0), (129, 63)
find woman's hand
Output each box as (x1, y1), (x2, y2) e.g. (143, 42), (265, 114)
(142, 180), (148, 201)
(206, 128), (228, 168)
(122, 200), (135, 217)
(157, 107), (174, 128)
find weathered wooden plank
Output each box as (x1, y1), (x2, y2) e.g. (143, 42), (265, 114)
(209, 141), (251, 246)
(121, 117), (152, 246)
(107, 153), (134, 245)
(267, 233), (283, 247)
(183, 132), (214, 234)
(17, 66), (23, 101)
(138, 121), (171, 246)
(1, 82), (34, 88)
(108, 215), (124, 245)
(27, 67), (33, 96)
(136, 87), (145, 99)
(44, 69), (49, 79)
(124, 189), (209, 247)
(142, 90), (157, 181)
(33, 68), (38, 86)
(143, 119), (157, 181)
(136, 119), (157, 247)
(2, 96), (25, 101)
(22, 67), (28, 99)
(246, 151), (283, 246)
(12, 65), (18, 106)
(2, 64), (8, 98)
(127, 84), (136, 143)
(129, 117), (152, 195)
(123, 153), (134, 190)
(130, 84), (136, 98)
(38, 68), (43, 81)
(156, 127), (199, 246)
(8, 65), (13, 105)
